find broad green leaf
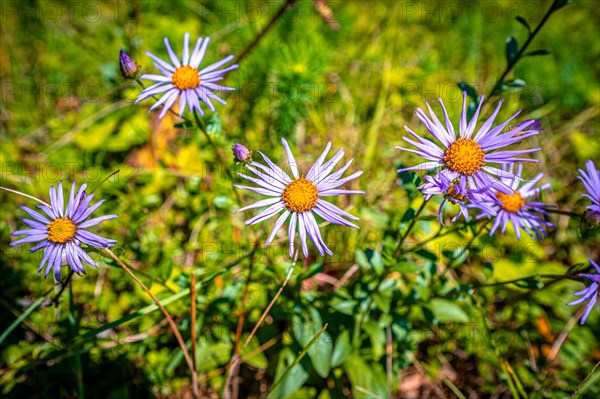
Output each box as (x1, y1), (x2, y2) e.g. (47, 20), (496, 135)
(270, 347), (309, 399)
(430, 298), (469, 323)
(330, 330), (352, 368)
(293, 316), (332, 378)
(343, 355), (389, 399)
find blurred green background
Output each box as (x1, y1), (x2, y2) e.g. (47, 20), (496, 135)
(1, 0), (599, 398)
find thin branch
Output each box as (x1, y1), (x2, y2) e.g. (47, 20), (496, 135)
(236, 0), (299, 64)
(484, 1), (562, 103)
(102, 248), (198, 399)
(0, 186), (50, 207)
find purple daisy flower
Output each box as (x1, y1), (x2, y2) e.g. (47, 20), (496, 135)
(397, 93), (541, 195)
(568, 259), (599, 325)
(10, 182), (118, 281)
(578, 159), (600, 223)
(473, 164), (554, 239)
(235, 138), (364, 257)
(136, 32), (238, 119)
(419, 172), (496, 224)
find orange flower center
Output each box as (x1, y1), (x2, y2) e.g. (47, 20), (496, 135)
(496, 191), (525, 212)
(443, 138), (485, 176)
(282, 178), (318, 213)
(47, 217), (77, 243)
(172, 65), (200, 90)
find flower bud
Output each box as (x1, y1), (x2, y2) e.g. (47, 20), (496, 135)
(232, 142), (252, 163)
(119, 50), (140, 79)
(581, 209), (600, 233)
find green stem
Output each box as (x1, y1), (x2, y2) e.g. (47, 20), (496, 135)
(474, 273), (580, 288)
(0, 186), (50, 207)
(193, 110), (242, 204)
(264, 324), (328, 398)
(69, 283), (85, 399)
(546, 208), (581, 219)
(0, 271), (74, 346)
(449, 219), (490, 269)
(236, 0), (299, 64)
(393, 198), (430, 257)
(484, 1), (561, 103)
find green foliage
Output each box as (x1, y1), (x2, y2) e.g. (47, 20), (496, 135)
(0, 1), (598, 398)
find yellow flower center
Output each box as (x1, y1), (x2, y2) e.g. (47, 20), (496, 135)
(443, 138), (485, 176)
(446, 183), (465, 201)
(172, 65), (200, 90)
(47, 217), (77, 243)
(282, 177), (318, 213)
(496, 191), (525, 212)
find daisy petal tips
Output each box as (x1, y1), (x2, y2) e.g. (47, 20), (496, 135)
(397, 92), (541, 196)
(472, 164), (554, 239)
(136, 32), (238, 119)
(10, 182), (118, 281)
(568, 259), (600, 325)
(235, 138), (364, 258)
(578, 159), (600, 228)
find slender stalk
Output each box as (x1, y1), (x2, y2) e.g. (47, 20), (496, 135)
(393, 198), (430, 257)
(193, 110), (242, 204)
(69, 283), (85, 399)
(449, 219), (490, 269)
(224, 250), (299, 389)
(236, 0), (299, 64)
(0, 186), (50, 207)
(570, 360), (600, 399)
(474, 273), (580, 288)
(51, 269), (75, 306)
(484, 1), (561, 104)
(241, 251), (298, 353)
(103, 248), (198, 399)
(0, 272), (74, 346)
(191, 271), (197, 370)
(223, 240), (260, 398)
(264, 324), (328, 398)
(546, 208), (581, 219)
(90, 169), (121, 194)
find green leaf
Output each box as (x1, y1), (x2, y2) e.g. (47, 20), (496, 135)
(300, 263), (324, 280)
(365, 249), (384, 275)
(343, 355), (389, 399)
(401, 207), (416, 223)
(457, 82), (478, 102)
(443, 246), (467, 266)
(505, 36), (519, 64)
(551, 0), (572, 11)
(515, 16), (531, 34)
(206, 113), (222, 136)
(213, 195), (235, 210)
(293, 316), (332, 378)
(429, 298), (469, 323)
(525, 49), (551, 57)
(363, 320), (386, 361)
(270, 347), (309, 399)
(330, 330), (352, 368)
(416, 248), (438, 262)
(515, 276), (544, 289)
(174, 121), (194, 129)
(395, 261), (421, 274)
(466, 101), (477, 120)
(500, 79), (526, 92)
